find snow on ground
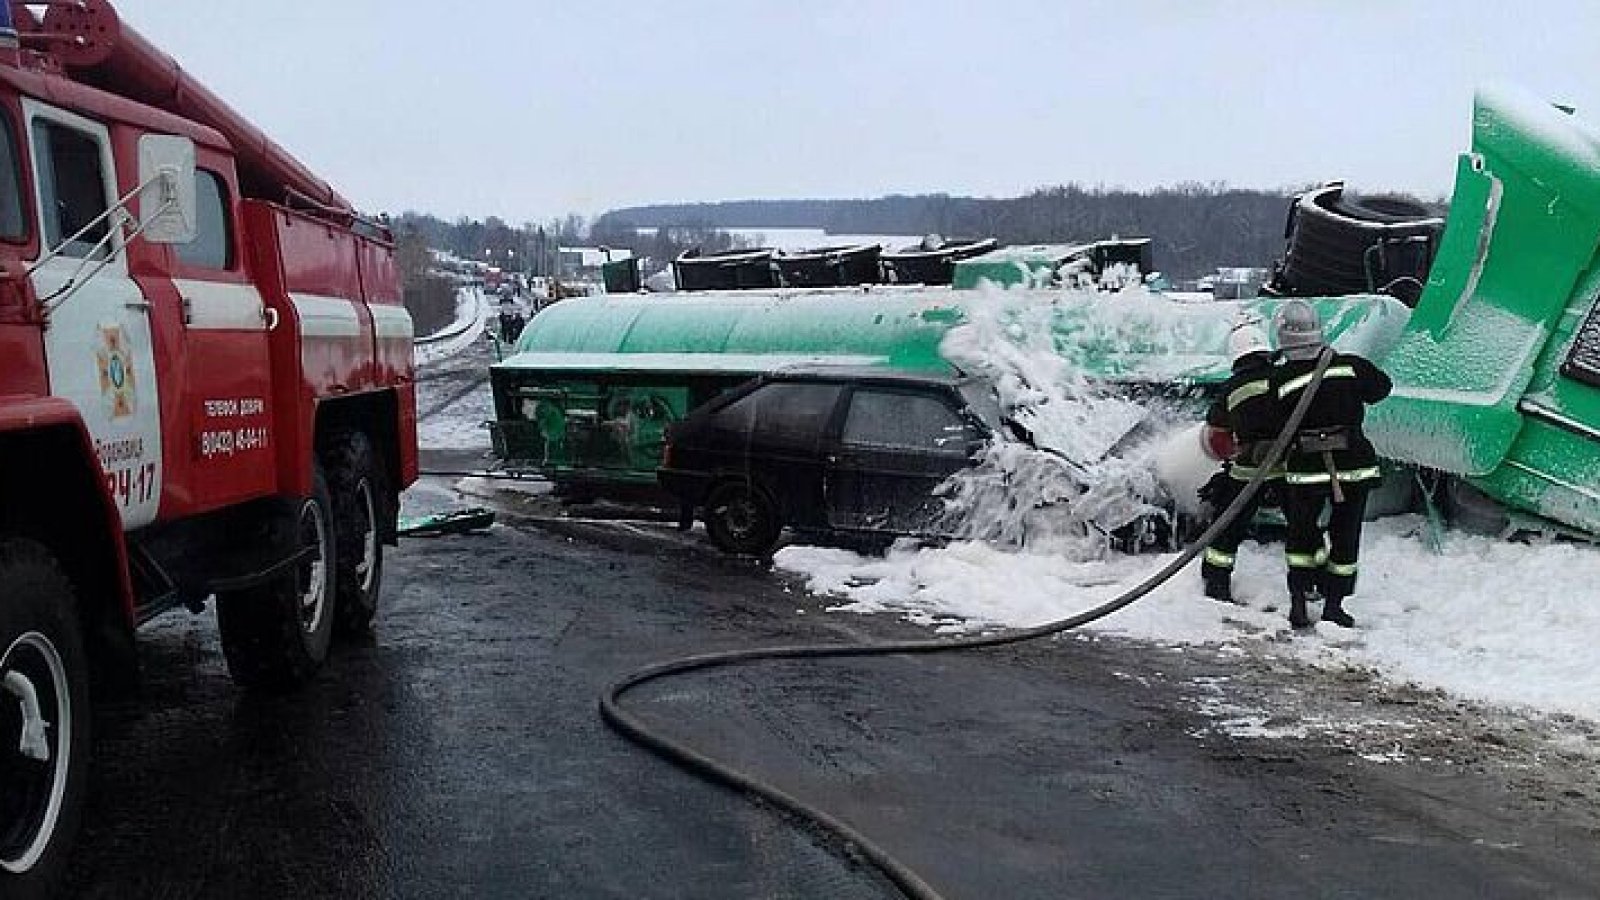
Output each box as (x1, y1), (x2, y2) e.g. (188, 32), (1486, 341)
(414, 288), (497, 452)
(777, 285), (1600, 732)
(776, 519), (1600, 726)
(416, 370), (495, 451)
(414, 287), (490, 366)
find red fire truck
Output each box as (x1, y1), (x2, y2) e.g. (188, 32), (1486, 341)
(0, 3), (416, 894)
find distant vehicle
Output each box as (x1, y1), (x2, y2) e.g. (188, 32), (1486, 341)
(658, 368), (1002, 555)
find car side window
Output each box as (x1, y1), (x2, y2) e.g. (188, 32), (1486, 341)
(714, 382), (842, 446)
(842, 390), (975, 455)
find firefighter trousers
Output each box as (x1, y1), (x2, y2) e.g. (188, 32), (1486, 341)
(1200, 471), (1272, 582)
(1282, 480), (1372, 602)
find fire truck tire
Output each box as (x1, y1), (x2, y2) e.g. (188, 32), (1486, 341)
(217, 467), (338, 690)
(0, 537), (90, 900)
(324, 431), (385, 637)
(704, 480), (783, 557)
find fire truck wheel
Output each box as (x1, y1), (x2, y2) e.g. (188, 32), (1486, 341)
(0, 537), (90, 900)
(325, 431), (385, 637)
(217, 467), (338, 690)
(704, 480), (783, 557)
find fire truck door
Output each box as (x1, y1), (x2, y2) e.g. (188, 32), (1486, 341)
(25, 101), (163, 529)
(173, 167), (275, 508)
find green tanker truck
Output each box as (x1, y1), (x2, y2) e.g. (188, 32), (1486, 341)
(489, 84), (1600, 541)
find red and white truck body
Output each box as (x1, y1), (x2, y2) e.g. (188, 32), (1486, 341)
(0, 3), (416, 893)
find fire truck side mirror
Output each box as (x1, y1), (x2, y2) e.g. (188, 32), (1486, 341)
(136, 135), (198, 245)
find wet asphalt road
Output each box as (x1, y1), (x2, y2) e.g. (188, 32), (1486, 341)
(60, 478), (1600, 899)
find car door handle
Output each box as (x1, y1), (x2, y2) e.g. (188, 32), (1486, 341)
(125, 299), (151, 311)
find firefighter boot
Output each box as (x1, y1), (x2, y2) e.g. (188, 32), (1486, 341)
(1201, 563), (1233, 603)
(1288, 591), (1312, 629)
(1321, 595), (1355, 628)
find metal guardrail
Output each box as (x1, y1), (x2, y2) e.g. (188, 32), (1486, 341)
(414, 288), (490, 366)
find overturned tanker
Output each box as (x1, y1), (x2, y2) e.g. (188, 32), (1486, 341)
(488, 286), (1402, 492)
(490, 84), (1600, 542)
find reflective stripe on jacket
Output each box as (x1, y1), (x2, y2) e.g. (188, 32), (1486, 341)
(1272, 352), (1392, 481)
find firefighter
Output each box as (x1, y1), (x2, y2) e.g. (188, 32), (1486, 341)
(1271, 299), (1392, 628)
(1199, 319), (1281, 603)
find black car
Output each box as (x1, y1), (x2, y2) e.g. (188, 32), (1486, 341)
(658, 367), (1003, 555)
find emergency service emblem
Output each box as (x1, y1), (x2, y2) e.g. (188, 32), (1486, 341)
(96, 324), (138, 419)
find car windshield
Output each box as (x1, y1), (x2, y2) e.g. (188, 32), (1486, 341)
(956, 381), (1003, 432)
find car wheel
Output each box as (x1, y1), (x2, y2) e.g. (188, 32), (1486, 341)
(704, 481), (783, 556)
(217, 466), (338, 690)
(0, 537), (90, 900)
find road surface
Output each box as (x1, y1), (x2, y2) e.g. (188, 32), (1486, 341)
(61, 476), (1600, 899)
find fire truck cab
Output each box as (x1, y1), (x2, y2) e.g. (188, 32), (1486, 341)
(0, 3), (417, 895)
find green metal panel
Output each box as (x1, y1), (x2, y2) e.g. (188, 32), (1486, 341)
(952, 244), (1091, 290)
(1471, 418), (1600, 535)
(506, 289), (964, 375)
(1368, 85), (1600, 477)
(502, 290), (1400, 386)
(490, 375), (695, 481)
(1029, 295), (1406, 386)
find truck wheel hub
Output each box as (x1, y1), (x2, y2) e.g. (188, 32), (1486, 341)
(0, 632), (71, 874)
(297, 499), (330, 634)
(356, 477), (378, 593)
(721, 498), (756, 538)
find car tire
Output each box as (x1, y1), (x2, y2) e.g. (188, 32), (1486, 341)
(704, 481), (783, 556)
(217, 466), (338, 691)
(324, 431), (385, 638)
(0, 537), (90, 900)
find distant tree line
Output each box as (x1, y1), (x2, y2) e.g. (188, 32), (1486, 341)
(394, 227), (456, 336)
(391, 182), (1442, 297)
(392, 211), (588, 275)
(593, 185), (1425, 280)
(389, 211), (748, 279)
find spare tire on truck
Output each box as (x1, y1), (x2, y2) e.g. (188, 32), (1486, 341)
(1267, 183), (1444, 306)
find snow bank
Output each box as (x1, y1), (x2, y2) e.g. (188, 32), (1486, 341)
(416, 382), (493, 451)
(776, 519), (1600, 724)
(414, 287), (490, 366)
(779, 283), (1600, 727)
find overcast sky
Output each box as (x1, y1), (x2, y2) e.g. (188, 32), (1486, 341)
(113, 1), (1600, 222)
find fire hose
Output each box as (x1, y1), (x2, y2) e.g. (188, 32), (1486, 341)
(600, 348), (1336, 900)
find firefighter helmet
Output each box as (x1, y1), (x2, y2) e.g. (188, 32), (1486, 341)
(1227, 317), (1271, 361)
(1273, 299), (1324, 361)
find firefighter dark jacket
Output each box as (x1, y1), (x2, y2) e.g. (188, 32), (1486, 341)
(1273, 351), (1393, 484)
(1206, 351), (1280, 447)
